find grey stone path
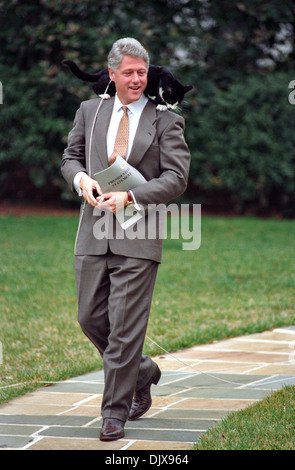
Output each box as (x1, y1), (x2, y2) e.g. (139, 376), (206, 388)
(1, 326), (295, 450)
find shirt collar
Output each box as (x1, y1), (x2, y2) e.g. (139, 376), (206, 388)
(114, 93), (148, 116)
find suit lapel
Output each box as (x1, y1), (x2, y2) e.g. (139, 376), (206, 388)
(92, 97), (114, 170)
(128, 100), (157, 168)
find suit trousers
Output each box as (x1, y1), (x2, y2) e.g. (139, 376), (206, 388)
(74, 251), (159, 422)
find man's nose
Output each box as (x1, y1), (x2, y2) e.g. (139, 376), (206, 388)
(131, 72), (140, 83)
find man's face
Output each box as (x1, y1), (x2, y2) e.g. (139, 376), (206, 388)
(108, 55), (148, 105)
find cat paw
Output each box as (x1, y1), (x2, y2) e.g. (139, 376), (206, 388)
(99, 93), (111, 99)
(156, 104), (168, 111)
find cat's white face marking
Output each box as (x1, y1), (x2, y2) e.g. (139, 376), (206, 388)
(167, 101), (178, 110)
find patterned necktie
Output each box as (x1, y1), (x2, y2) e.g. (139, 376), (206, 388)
(109, 105), (129, 166)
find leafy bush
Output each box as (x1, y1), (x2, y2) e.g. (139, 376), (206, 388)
(186, 72), (295, 216)
(0, 63), (88, 202)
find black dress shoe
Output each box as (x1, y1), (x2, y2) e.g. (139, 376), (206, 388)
(100, 418), (125, 441)
(128, 365), (161, 421)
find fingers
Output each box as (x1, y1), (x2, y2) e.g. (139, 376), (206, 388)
(98, 192), (127, 213)
(79, 176), (127, 212)
(80, 175), (102, 207)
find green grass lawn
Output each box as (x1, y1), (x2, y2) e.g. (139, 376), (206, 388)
(0, 214), (294, 412)
(194, 385), (295, 450)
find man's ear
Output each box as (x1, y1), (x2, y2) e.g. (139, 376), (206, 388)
(108, 67), (115, 82)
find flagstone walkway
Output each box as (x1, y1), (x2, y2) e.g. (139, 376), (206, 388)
(1, 326), (295, 450)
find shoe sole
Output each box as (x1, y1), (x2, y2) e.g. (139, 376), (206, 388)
(100, 431), (125, 441)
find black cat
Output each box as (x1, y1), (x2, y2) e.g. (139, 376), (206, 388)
(62, 59), (193, 111)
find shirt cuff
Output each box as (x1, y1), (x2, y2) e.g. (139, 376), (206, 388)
(74, 172), (87, 196)
(129, 190), (141, 211)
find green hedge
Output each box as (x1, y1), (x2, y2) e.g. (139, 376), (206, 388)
(186, 71), (295, 216)
(0, 63), (87, 203)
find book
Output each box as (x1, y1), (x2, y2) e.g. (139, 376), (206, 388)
(93, 155), (147, 229)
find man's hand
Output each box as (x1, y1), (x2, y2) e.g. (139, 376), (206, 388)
(98, 191), (128, 213)
(80, 175), (102, 207)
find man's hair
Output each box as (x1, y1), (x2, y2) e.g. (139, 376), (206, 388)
(108, 38), (150, 71)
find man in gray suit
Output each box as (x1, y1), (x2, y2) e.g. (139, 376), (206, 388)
(61, 38), (190, 441)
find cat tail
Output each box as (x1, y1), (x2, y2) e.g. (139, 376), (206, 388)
(61, 59), (102, 83)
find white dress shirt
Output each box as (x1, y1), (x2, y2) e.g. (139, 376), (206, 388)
(74, 93), (148, 197)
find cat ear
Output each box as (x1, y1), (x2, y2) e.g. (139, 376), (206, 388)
(184, 85), (193, 93)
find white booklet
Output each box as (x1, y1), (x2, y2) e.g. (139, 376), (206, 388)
(94, 155), (147, 230)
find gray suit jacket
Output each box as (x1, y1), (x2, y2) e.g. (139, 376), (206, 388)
(61, 97), (190, 263)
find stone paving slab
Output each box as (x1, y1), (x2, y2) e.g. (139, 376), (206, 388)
(0, 326), (294, 450)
